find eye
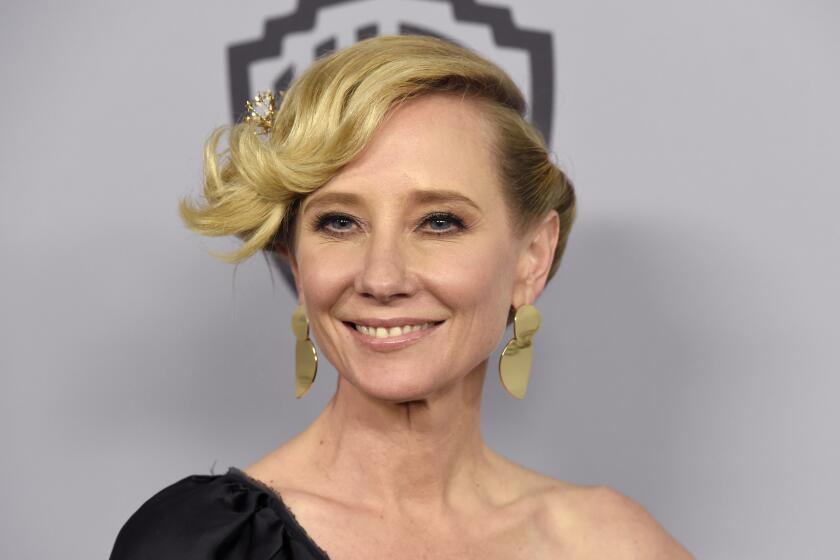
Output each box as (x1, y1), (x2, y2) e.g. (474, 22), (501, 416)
(419, 212), (467, 235)
(312, 212), (359, 236)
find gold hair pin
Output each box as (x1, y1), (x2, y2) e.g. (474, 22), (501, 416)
(244, 91), (279, 134)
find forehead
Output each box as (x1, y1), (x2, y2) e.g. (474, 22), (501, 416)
(306, 94), (502, 208)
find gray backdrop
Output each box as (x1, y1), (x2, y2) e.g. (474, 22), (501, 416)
(2, 1), (838, 558)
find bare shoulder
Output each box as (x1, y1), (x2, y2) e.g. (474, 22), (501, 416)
(538, 483), (694, 559)
(485, 453), (690, 558)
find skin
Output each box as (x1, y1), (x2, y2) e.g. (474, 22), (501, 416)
(245, 94), (693, 559)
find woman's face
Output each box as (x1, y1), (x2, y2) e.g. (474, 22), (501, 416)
(289, 94), (545, 402)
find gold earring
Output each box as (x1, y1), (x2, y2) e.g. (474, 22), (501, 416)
(498, 304), (541, 399)
(291, 305), (318, 398)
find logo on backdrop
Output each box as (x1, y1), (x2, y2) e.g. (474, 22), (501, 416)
(227, 0), (555, 143)
(226, 0), (555, 288)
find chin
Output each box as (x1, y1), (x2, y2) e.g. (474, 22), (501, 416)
(341, 364), (453, 403)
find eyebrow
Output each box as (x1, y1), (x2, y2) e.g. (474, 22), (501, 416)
(301, 191), (361, 213)
(412, 190), (481, 212)
(302, 189), (482, 213)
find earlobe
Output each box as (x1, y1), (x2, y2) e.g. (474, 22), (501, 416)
(511, 210), (560, 308)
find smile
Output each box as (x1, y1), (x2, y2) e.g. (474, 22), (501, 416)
(342, 319), (444, 352)
(353, 322), (435, 339)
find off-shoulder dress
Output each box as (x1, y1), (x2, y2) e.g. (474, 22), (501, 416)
(109, 467), (330, 560)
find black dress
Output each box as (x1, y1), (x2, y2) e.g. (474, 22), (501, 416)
(109, 467), (331, 560)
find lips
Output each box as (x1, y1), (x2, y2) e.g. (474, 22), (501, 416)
(353, 322), (435, 339)
(342, 319), (444, 351)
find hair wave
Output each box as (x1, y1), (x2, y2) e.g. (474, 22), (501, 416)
(180, 35), (575, 280)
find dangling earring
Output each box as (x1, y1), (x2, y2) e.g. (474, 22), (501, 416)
(498, 303), (541, 399)
(291, 305), (318, 398)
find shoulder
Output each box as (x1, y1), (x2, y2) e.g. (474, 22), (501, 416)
(483, 452), (692, 558)
(538, 483), (694, 559)
(108, 469), (292, 560)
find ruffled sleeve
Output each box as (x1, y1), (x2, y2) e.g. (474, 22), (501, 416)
(109, 467), (329, 560)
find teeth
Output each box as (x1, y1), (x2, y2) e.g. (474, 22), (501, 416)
(354, 322), (434, 339)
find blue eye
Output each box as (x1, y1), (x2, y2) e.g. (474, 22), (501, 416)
(421, 212), (466, 234)
(327, 216), (354, 230)
(428, 217), (453, 230)
(311, 211), (466, 237)
(314, 213), (358, 235)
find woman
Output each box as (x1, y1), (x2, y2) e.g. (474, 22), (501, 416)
(110, 35), (692, 559)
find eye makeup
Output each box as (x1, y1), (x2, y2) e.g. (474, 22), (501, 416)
(308, 210), (469, 238)
(310, 212), (362, 237)
(416, 212), (467, 235)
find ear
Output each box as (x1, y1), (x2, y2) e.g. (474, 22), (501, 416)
(275, 242), (305, 306)
(511, 210), (560, 308)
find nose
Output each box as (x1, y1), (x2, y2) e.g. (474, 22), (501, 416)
(354, 230), (415, 302)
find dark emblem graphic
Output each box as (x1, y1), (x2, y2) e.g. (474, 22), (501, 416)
(226, 0), (556, 287)
(228, 0), (555, 143)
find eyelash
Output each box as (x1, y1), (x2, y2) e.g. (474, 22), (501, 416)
(311, 211), (468, 237)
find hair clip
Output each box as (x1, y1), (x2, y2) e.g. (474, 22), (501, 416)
(244, 91), (279, 135)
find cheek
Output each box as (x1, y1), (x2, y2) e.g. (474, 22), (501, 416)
(423, 239), (516, 343)
(296, 244), (356, 311)
(295, 233), (518, 374)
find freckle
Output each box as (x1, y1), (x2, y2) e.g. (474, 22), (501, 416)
(320, 439), (324, 445)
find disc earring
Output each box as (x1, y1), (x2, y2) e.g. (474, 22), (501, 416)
(291, 305), (318, 398)
(498, 304), (541, 399)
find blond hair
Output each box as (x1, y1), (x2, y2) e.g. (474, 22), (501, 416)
(180, 35), (576, 281)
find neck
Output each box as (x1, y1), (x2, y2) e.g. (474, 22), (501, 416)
(301, 361), (490, 511)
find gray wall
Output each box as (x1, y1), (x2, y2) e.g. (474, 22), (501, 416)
(1, 1), (838, 558)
